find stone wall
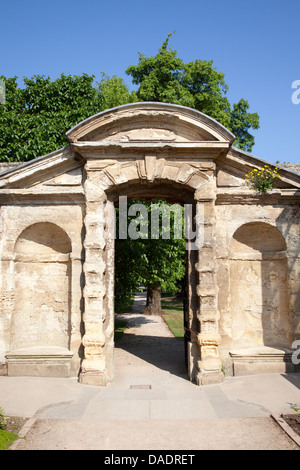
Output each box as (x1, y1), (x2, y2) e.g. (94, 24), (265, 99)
(0, 200), (85, 377)
(0, 103), (299, 384)
(281, 163), (300, 174)
(216, 198), (300, 375)
(0, 162), (23, 173)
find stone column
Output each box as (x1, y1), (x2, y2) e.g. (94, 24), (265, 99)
(79, 164), (109, 386)
(101, 198), (116, 383)
(194, 179), (223, 385)
(185, 236), (198, 383)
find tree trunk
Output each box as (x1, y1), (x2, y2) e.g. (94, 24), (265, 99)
(144, 284), (164, 315)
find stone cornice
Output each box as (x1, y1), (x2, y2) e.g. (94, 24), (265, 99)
(0, 146), (84, 189)
(71, 140), (231, 158)
(0, 189), (85, 204)
(216, 188), (300, 204)
(224, 148), (300, 189)
(66, 102), (236, 144)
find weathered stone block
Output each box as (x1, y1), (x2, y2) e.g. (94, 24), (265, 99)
(230, 347), (295, 376)
(6, 347), (73, 378)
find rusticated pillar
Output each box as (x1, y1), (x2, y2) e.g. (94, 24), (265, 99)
(194, 179), (223, 385)
(79, 163), (109, 386)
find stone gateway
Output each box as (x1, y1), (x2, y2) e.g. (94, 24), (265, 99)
(0, 102), (299, 386)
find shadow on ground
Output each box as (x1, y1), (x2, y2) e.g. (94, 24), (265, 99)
(114, 290), (188, 380)
(281, 373), (300, 391)
(115, 332), (187, 379)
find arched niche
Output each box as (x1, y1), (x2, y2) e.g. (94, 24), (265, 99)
(230, 222), (287, 254)
(229, 222), (291, 350)
(10, 223), (72, 352)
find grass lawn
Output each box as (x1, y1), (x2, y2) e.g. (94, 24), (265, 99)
(0, 415), (27, 450)
(0, 429), (18, 450)
(114, 297), (184, 341)
(161, 297), (184, 340)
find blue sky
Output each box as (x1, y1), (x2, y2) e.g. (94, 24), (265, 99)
(1, 0), (299, 163)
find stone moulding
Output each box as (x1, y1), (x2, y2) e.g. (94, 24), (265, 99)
(229, 347), (296, 376)
(71, 141), (231, 157)
(66, 102), (236, 144)
(5, 347), (74, 378)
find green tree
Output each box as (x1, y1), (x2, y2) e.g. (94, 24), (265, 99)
(229, 99), (259, 151)
(141, 236), (185, 315)
(0, 33), (260, 161)
(97, 73), (137, 110)
(126, 32), (259, 152)
(0, 73), (135, 162)
(114, 236), (144, 313)
(114, 200), (186, 315)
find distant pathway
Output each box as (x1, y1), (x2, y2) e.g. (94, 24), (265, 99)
(130, 290), (147, 314)
(114, 291), (187, 383)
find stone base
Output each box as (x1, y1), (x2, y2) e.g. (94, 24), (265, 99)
(230, 346), (295, 376)
(79, 371), (108, 386)
(0, 363), (7, 376)
(196, 371), (224, 386)
(5, 346), (74, 378)
(186, 341), (198, 383)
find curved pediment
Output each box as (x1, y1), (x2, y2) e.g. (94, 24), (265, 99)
(66, 102), (235, 144)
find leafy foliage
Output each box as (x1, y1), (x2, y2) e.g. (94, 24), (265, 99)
(0, 73), (134, 162)
(98, 73), (138, 110)
(0, 408), (7, 430)
(230, 99), (260, 152)
(126, 32), (259, 151)
(114, 201), (186, 313)
(0, 32), (260, 162)
(245, 165), (281, 192)
(114, 236), (145, 313)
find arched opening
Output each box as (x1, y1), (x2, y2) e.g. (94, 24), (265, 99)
(229, 222), (293, 375)
(106, 180), (197, 382)
(7, 222), (73, 376)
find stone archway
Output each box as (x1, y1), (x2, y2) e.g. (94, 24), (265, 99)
(108, 180), (196, 380)
(66, 102), (235, 386)
(1, 102), (299, 382)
